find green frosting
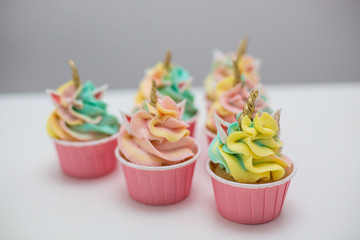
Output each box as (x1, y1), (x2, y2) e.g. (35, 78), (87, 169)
(69, 81), (119, 136)
(158, 66), (198, 120)
(207, 112), (287, 183)
(208, 122), (232, 173)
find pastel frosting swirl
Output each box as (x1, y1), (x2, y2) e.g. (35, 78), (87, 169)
(206, 76), (271, 133)
(204, 49), (261, 101)
(47, 81), (119, 141)
(119, 96), (197, 166)
(134, 63), (197, 120)
(208, 112), (290, 183)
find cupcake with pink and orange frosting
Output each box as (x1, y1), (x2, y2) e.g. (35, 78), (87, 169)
(204, 37), (264, 107)
(116, 80), (200, 205)
(205, 59), (271, 144)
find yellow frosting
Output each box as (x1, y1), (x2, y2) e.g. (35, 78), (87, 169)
(147, 101), (189, 142)
(47, 80), (119, 141)
(134, 63), (169, 106)
(209, 112), (289, 183)
(205, 54), (260, 102)
(47, 81), (78, 140)
(118, 96), (195, 166)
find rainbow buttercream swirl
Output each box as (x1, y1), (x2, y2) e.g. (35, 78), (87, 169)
(47, 81), (119, 141)
(134, 62), (197, 120)
(206, 76), (271, 133)
(204, 49), (261, 101)
(208, 112), (289, 183)
(119, 96), (197, 166)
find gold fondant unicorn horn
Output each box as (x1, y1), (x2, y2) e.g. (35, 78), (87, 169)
(150, 79), (157, 107)
(238, 89), (259, 127)
(68, 60), (81, 88)
(233, 60), (242, 87)
(163, 51), (172, 71)
(236, 36), (249, 62)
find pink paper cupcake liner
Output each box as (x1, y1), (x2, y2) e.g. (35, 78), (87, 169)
(204, 126), (216, 145)
(185, 112), (199, 137)
(52, 134), (118, 178)
(207, 158), (296, 224)
(115, 141), (201, 205)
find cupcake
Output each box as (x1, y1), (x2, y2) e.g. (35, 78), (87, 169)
(117, 80), (201, 205)
(204, 37), (262, 108)
(134, 51), (198, 137)
(205, 60), (271, 144)
(46, 60), (120, 178)
(207, 90), (296, 224)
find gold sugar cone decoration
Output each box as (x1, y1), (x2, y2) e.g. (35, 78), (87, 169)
(233, 60), (242, 87)
(238, 89), (259, 127)
(236, 36), (249, 62)
(68, 60), (81, 88)
(150, 79), (157, 107)
(163, 51), (172, 71)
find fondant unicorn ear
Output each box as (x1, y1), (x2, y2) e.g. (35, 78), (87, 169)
(119, 111), (132, 134)
(177, 99), (186, 120)
(272, 108), (282, 138)
(132, 105), (141, 113)
(46, 89), (62, 106)
(93, 84), (108, 100)
(254, 59), (261, 73)
(213, 49), (227, 62)
(272, 109), (282, 128)
(140, 101), (148, 111)
(214, 114), (229, 144)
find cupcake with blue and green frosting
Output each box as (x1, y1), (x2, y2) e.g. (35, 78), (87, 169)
(46, 61), (120, 178)
(46, 62), (119, 141)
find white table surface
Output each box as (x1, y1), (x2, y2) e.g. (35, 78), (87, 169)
(1, 83), (359, 239)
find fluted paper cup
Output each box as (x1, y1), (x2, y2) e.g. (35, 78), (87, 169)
(207, 158), (296, 224)
(185, 112), (199, 137)
(116, 141), (201, 205)
(52, 134), (118, 178)
(204, 126), (216, 145)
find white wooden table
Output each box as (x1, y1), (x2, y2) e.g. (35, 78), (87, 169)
(1, 84), (359, 239)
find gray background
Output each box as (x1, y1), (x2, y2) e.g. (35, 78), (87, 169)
(0, 0), (359, 93)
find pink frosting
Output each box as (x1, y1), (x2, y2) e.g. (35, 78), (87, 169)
(47, 82), (108, 141)
(207, 84), (270, 131)
(118, 96), (197, 166)
(220, 84), (268, 115)
(213, 55), (260, 87)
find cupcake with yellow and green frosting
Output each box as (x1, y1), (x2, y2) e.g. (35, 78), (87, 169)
(134, 51), (198, 136)
(46, 61), (119, 178)
(207, 89), (296, 224)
